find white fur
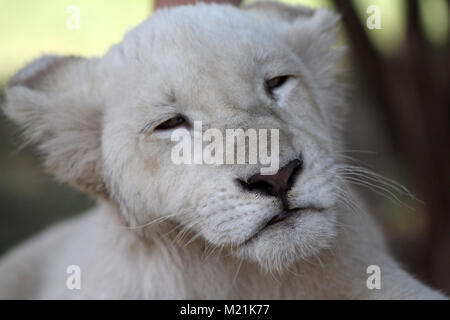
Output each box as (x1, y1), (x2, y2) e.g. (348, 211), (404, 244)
(0, 2), (446, 299)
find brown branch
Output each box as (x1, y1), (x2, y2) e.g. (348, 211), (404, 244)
(332, 0), (398, 140)
(154, 0), (241, 10)
(332, 0), (383, 84)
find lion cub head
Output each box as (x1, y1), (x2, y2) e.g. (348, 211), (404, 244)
(3, 2), (345, 272)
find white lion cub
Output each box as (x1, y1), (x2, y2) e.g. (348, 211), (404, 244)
(0, 2), (446, 299)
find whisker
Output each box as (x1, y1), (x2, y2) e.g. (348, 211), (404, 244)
(336, 165), (415, 198)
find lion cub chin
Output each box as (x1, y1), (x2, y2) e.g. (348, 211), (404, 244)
(0, 2), (446, 299)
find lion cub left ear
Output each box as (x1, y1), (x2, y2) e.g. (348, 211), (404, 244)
(242, 1), (343, 78)
(3, 55), (107, 197)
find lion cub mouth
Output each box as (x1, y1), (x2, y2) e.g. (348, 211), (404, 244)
(266, 206), (324, 227)
(242, 206), (325, 245)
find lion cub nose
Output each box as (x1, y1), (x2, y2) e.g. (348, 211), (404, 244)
(239, 159), (303, 198)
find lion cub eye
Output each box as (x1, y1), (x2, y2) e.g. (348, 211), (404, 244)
(155, 115), (186, 130)
(264, 75), (289, 97)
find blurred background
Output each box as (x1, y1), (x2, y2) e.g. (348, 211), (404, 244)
(0, 0), (448, 294)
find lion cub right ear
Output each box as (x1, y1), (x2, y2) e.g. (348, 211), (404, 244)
(3, 55), (107, 196)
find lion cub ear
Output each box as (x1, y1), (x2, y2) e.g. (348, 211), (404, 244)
(3, 55), (107, 197)
(242, 1), (343, 77)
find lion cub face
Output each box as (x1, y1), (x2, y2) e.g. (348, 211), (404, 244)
(4, 3), (344, 272)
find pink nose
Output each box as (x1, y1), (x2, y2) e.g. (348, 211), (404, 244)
(239, 159), (303, 197)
